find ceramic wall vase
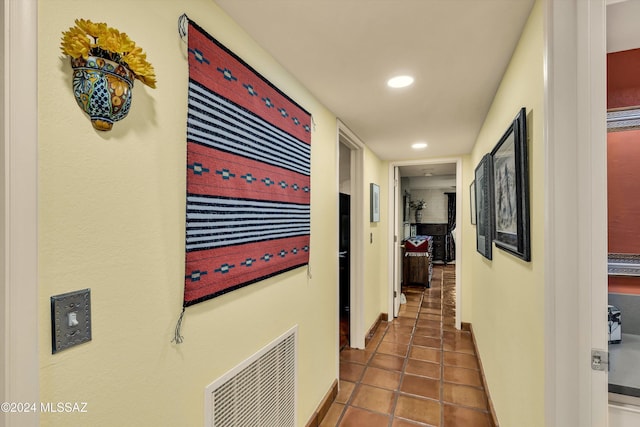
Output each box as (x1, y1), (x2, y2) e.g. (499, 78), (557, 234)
(71, 56), (134, 131)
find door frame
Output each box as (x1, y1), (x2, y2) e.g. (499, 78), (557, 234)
(544, 0), (608, 425)
(2, 0), (39, 425)
(388, 158), (462, 329)
(337, 120), (366, 349)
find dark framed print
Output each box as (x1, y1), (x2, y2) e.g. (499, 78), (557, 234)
(403, 191), (410, 222)
(470, 180), (477, 225)
(491, 107), (530, 261)
(370, 183), (380, 222)
(474, 154), (493, 260)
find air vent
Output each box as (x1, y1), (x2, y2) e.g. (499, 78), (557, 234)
(205, 326), (297, 427)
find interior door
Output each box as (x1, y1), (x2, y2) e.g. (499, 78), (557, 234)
(339, 193), (350, 347)
(393, 166), (401, 317)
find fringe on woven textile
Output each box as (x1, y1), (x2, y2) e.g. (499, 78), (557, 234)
(405, 252), (429, 257)
(172, 306), (186, 344)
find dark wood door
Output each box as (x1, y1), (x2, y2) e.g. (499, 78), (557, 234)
(339, 193), (350, 346)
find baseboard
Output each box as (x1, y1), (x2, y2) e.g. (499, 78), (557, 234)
(307, 312), (388, 425)
(305, 378), (338, 427)
(365, 313), (388, 346)
(461, 322), (499, 427)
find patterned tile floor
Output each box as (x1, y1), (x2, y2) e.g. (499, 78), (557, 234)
(324, 265), (493, 427)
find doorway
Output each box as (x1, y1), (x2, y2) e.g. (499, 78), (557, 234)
(339, 192), (350, 348)
(597, 1), (640, 425)
(338, 141), (352, 348)
(338, 121), (366, 349)
(606, 4), (640, 419)
(388, 159), (462, 329)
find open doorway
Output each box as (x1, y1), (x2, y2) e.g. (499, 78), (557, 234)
(338, 121), (366, 349)
(388, 159), (462, 329)
(605, 2), (640, 420)
(338, 144), (351, 349)
(606, 13), (640, 413)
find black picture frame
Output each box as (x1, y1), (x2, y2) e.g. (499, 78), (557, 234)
(470, 180), (477, 225)
(491, 107), (530, 261)
(474, 154), (493, 260)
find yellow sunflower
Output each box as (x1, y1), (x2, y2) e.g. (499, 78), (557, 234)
(60, 26), (91, 59)
(122, 47), (157, 89)
(74, 18), (107, 39)
(60, 19), (157, 89)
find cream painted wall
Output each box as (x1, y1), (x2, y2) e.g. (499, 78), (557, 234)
(462, 1), (545, 426)
(460, 154), (474, 324)
(408, 188), (449, 224)
(38, 1), (340, 426)
(362, 150), (389, 331)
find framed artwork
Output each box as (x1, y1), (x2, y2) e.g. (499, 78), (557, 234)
(491, 107), (530, 261)
(370, 183), (380, 222)
(475, 154), (493, 260)
(470, 180), (477, 225)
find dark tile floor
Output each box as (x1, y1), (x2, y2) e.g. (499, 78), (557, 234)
(325, 265), (494, 427)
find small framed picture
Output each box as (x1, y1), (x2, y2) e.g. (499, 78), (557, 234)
(370, 183), (380, 222)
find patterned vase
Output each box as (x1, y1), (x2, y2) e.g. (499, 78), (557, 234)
(70, 56), (135, 131)
(415, 209), (423, 223)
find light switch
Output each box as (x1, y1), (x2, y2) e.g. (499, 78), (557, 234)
(51, 289), (91, 354)
(67, 312), (79, 327)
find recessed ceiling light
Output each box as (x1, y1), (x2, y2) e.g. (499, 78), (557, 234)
(387, 75), (414, 88)
(411, 142), (428, 150)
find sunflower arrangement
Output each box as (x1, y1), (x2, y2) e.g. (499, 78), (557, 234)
(60, 19), (157, 88)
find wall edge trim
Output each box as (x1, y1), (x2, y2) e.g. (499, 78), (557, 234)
(462, 321), (500, 427)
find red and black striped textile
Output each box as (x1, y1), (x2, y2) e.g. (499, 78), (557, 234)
(184, 20), (311, 306)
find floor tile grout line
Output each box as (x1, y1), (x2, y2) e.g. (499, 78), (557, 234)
(438, 266), (446, 427)
(336, 265), (486, 426)
(440, 266), (493, 420)
(334, 265), (493, 426)
(335, 310), (392, 425)
(407, 266), (445, 426)
(387, 284), (425, 427)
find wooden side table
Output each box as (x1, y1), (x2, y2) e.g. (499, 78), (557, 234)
(403, 250), (431, 287)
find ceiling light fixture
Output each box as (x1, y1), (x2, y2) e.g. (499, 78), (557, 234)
(387, 75), (414, 88)
(411, 142), (428, 150)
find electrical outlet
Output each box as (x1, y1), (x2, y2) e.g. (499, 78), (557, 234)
(51, 289), (91, 354)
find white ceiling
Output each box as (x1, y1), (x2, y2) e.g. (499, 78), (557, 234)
(214, 0), (535, 162)
(607, 0), (640, 53)
(398, 162), (456, 178)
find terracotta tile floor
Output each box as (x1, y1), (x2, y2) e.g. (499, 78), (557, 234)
(324, 265), (494, 427)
